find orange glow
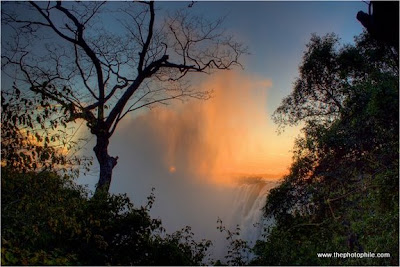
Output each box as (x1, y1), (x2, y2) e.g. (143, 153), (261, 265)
(191, 71), (294, 184)
(169, 165), (176, 173)
(125, 70), (297, 185)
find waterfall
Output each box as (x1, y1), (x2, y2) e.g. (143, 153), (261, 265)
(212, 176), (278, 262)
(229, 177), (278, 246)
(228, 178), (278, 247)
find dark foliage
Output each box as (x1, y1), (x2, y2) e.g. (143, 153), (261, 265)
(1, 169), (211, 266)
(1, 86), (91, 176)
(253, 32), (399, 265)
(216, 218), (251, 266)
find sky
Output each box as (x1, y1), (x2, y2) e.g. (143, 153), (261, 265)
(77, 0), (367, 180)
(2, 0), (368, 256)
(75, 1), (367, 185)
(70, 0), (368, 249)
(158, 1), (366, 115)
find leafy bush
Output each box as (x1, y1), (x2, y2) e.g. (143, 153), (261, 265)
(1, 168), (211, 265)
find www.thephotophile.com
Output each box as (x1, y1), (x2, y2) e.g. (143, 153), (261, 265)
(317, 252), (391, 259)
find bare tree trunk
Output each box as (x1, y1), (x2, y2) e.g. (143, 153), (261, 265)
(93, 135), (118, 196)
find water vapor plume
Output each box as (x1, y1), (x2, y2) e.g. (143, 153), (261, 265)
(104, 70), (294, 254)
(112, 70), (291, 185)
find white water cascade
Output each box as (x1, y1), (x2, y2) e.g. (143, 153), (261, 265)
(213, 177), (278, 261)
(229, 178), (278, 246)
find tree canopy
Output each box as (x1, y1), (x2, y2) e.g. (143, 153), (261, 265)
(1, 86), (89, 175)
(253, 32), (399, 265)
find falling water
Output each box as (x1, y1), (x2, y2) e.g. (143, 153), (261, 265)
(212, 176), (278, 262)
(229, 177), (277, 245)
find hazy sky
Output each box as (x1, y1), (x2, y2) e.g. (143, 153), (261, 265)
(73, 1), (368, 247)
(2, 0), (368, 253)
(75, 0), (368, 179)
(76, 1), (368, 186)
(158, 1), (366, 114)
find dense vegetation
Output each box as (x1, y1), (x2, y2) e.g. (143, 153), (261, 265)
(1, 168), (211, 265)
(251, 32), (399, 265)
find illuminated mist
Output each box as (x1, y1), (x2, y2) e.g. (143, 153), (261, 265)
(95, 70), (296, 257)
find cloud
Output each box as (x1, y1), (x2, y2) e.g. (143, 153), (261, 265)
(118, 70), (289, 180)
(110, 70), (294, 188)
(104, 70), (294, 249)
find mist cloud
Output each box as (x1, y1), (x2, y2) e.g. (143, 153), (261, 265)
(105, 70), (292, 246)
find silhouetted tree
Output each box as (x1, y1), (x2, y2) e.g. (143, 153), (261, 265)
(2, 1), (246, 195)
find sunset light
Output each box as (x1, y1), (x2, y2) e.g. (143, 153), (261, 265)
(169, 165), (176, 173)
(3, 1), (396, 265)
(129, 70), (297, 186)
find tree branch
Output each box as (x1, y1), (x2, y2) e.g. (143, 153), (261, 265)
(137, 1), (155, 74)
